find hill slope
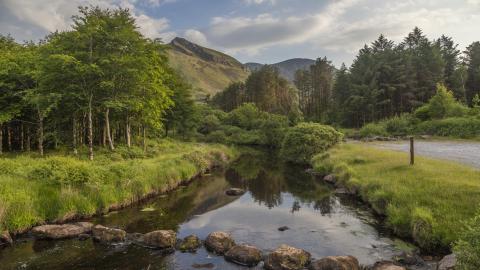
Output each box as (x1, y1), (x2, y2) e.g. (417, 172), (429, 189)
(167, 37), (249, 99)
(245, 58), (315, 82)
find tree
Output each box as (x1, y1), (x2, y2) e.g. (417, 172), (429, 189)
(465, 42), (480, 105)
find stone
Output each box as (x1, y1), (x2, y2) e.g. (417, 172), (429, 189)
(177, 234), (201, 252)
(278, 226), (290, 232)
(264, 244), (311, 270)
(141, 230), (176, 249)
(225, 188), (245, 196)
(192, 263), (215, 269)
(372, 261), (406, 270)
(205, 231), (235, 254)
(309, 256), (359, 270)
(0, 231), (13, 246)
(32, 222), (94, 240)
(92, 225), (126, 243)
(394, 251), (424, 266)
(323, 174), (336, 185)
(225, 244), (263, 267)
(438, 254), (456, 270)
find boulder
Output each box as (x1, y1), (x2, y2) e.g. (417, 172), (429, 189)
(225, 188), (245, 196)
(309, 256), (359, 270)
(438, 254), (456, 270)
(372, 261), (406, 270)
(278, 226), (290, 232)
(0, 231), (13, 246)
(225, 244), (263, 267)
(142, 230), (176, 249)
(323, 174), (336, 185)
(205, 231), (235, 254)
(92, 225), (126, 243)
(32, 222), (93, 239)
(177, 234), (201, 252)
(264, 244), (311, 270)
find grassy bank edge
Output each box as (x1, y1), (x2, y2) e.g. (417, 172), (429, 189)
(0, 141), (238, 235)
(311, 143), (480, 253)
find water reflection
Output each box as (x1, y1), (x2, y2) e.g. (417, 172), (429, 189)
(0, 151), (410, 270)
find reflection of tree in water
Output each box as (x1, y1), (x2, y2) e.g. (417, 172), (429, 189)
(227, 151), (335, 212)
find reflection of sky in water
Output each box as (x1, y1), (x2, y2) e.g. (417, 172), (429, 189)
(0, 152), (409, 270)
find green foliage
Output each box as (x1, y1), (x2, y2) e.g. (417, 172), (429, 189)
(414, 84), (469, 120)
(384, 115), (412, 136)
(454, 211), (480, 270)
(359, 122), (388, 137)
(280, 122), (343, 164)
(415, 117), (480, 138)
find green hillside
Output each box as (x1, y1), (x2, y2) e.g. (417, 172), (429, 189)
(167, 37), (249, 100)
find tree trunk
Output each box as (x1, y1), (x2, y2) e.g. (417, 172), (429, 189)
(88, 95), (94, 161)
(102, 126), (106, 147)
(37, 110), (44, 157)
(0, 124), (3, 154)
(26, 126), (31, 152)
(7, 125), (12, 151)
(143, 125), (147, 152)
(20, 123), (24, 151)
(73, 116), (78, 155)
(105, 108), (114, 150)
(126, 115), (131, 148)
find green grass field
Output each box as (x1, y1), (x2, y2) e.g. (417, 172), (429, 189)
(313, 143), (480, 252)
(0, 139), (236, 234)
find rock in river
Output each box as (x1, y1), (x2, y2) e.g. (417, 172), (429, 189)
(0, 231), (13, 246)
(32, 222), (93, 239)
(225, 244), (263, 267)
(205, 231), (235, 254)
(372, 261), (406, 270)
(141, 230), (176, 249)
(438, 254), (456, 270)
(177, 234), (201, 252)
(309, 256), (359, 270)
(92, 225), (126, 243)
(264, 244), (311, 270)
(225, 188), (245, 196)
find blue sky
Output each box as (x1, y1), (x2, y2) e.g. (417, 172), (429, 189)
(1, 0), (480, 66)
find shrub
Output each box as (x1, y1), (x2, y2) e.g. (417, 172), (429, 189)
(281, 123), (343, 164)
(383, 114), (412, 136)
(414, 84), (469, 120)
(415, 117), (480, 138)
(359, 122), (388, 137)
(454, 211), (480, 270)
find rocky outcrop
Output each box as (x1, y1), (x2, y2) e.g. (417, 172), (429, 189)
(225, 244), (263, 267)
(438, 254), (456, 270)
(141, 230), (176, 249)
(32, 222), (93, 239)
(92, 225), (126, 243)
(372, 261), (406, 270)
(264, 244), (311, 270)
(225, 188), (245, 196)
(177, 234), (201, 252)
(309, 256), (359, 270)
(205, 231), (236, 254)
(0, 231), (13, 246)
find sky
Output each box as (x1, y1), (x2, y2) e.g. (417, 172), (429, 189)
(1, 0), (480, 66)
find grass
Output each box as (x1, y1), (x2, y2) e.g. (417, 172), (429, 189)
(312, 143), (480, 252)
(0, 139), (237, 234)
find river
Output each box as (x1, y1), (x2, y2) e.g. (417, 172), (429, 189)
(0, 150), (416, 270)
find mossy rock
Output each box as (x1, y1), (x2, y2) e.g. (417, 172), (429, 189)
(177, 234), (201, 252)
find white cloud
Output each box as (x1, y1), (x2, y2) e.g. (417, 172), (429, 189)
(184, 29), (209, 46)
(244, 0), (276, 5)
(0, 0), (174, 40)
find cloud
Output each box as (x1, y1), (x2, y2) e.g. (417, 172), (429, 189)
(244, 0), (276, 5)
(0, 0), (174, 41)
(184, 29), (209, 46)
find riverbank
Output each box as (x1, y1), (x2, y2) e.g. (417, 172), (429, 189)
(312, 143), (480, 252)
(0, 139), (237, 236)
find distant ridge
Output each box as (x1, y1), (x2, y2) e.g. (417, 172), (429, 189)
(245, 58), (315, 81)
(167, 37), (249, 99)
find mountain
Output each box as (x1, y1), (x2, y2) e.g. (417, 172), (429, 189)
(167, 37), (249, 99)
(245, 58), (316, 82)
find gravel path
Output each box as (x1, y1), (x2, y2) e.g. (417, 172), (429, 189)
(370, 140), (480, 169)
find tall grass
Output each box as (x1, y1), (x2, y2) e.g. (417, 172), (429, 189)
(0, 139), (236, 233)
(312, 143), (480, 252)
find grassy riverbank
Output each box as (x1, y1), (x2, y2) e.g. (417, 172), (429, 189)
(312, 143), (480, 252)
(0, 140), (237, 234)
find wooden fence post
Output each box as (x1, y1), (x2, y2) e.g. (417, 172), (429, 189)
(410, 136), (415, 165)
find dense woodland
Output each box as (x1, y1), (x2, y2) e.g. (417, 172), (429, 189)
(213, 27), (480, 129)
(0, 7), (195, 158)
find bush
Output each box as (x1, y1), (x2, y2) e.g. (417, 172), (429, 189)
(280, 123), (343, 164)
(383, 114), (412, 136)
(359, 122), (388, 137)
(414, 84), (469, 120)
(415, 117), (480, 138)
(454, 211), (480, 270)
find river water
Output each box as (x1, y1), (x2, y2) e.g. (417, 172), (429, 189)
(0, 151), (415, 270)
